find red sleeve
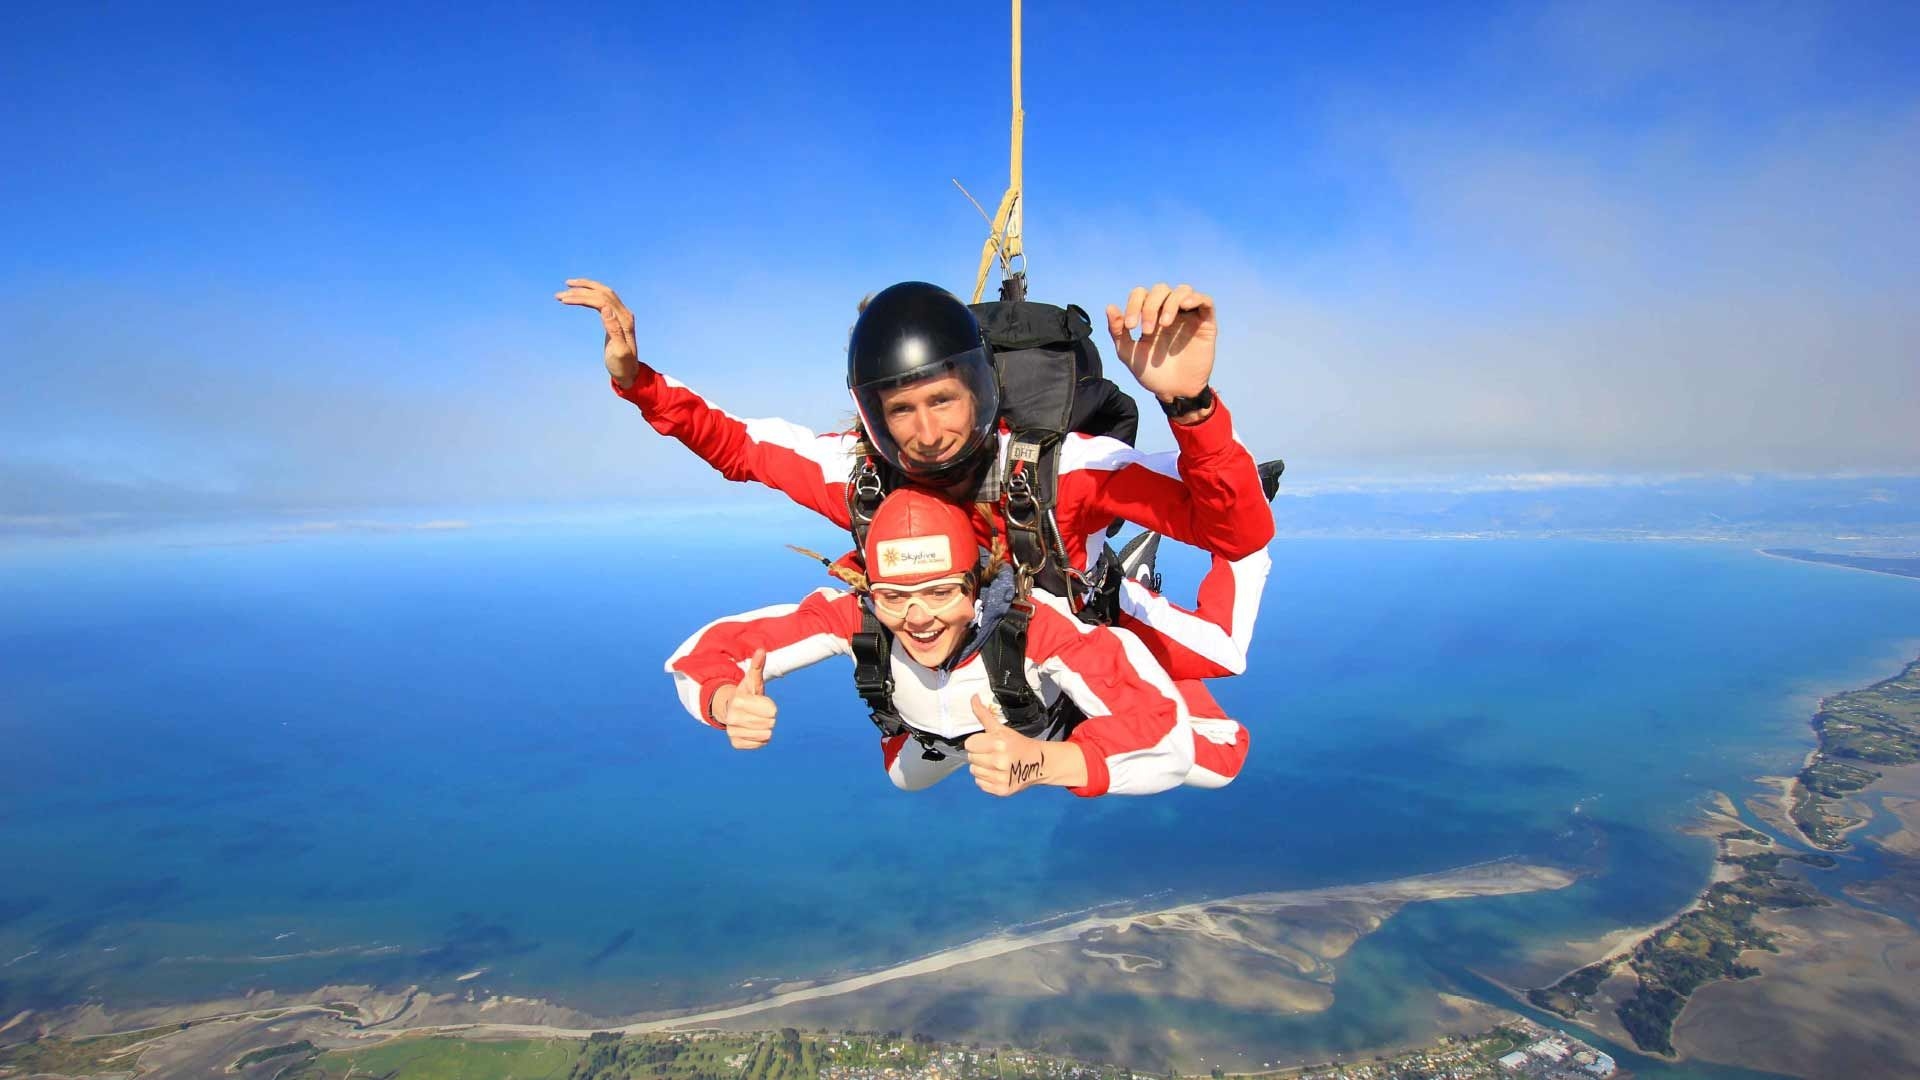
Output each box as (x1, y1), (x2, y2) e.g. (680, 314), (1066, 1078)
(1057, 395), (1274, 561)
(665, 589), (861, 727)
(1025, 606), (1193, 797)
(613, 369), (856, 528)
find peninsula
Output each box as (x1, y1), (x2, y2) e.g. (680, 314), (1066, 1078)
(1778, 654), (1920, 849)
(1761, 548), (1920, 582)
(1523, 652), (1920, 1079)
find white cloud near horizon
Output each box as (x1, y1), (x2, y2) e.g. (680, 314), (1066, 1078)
(2, 0), (1916, 522)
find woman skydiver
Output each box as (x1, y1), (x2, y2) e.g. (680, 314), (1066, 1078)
(556, 277), (1280, 683)
(667, 488), (1251, 797)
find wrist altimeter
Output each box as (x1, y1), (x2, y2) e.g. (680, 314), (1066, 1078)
(1158, 385), (1215, 418)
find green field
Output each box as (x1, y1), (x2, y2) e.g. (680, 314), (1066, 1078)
(289, 1036), (581, 1080)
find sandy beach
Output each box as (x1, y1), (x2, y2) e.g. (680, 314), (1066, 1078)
(9, 860), (1577, 1075)
(421, 859), (1575, 1044)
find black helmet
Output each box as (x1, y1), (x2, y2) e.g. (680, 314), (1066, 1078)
(847, 281), (1000, 481)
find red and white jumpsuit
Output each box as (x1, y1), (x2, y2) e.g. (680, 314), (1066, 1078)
(613, 369), (1274, 682)
(667, 588), (1251, 795)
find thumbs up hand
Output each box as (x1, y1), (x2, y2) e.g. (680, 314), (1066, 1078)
(963, 695), (1048, 797)
(713, 650), (777, 751)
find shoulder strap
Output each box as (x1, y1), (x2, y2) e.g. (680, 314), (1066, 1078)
(851, 604), (906, 739)
(980, 596), (1051, 737)
(999, 437), (1078, 600)
(981, 601), (1092, 743)
(845, 457), (892, 556)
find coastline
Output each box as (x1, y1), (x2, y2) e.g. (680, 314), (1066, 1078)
(3, 861), (1577, 1073)
(1491, 793), (1755, 1053)
(1753, 547), (1920, 584)
(1518, 650), (1920, 1076)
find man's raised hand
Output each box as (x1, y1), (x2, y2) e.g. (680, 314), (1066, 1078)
(716, 650), (777, 751)
(555, 278), (641, 388)
(963, 695), (1048, 797)
(1104, 283), (1216, 406)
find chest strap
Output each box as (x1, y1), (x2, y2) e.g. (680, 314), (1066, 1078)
(850, 597), (1070, 761)
(852, 604), (905, 738)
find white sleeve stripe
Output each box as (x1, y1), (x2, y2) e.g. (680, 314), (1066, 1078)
(1182, 763), (1235, 789)
(1103, 621), (1198, 794)
(1056, 419), (1259, 478)
(1191, 716), (1243, 745)
(671, 669), (711, 722)
(1032, 601), (1197, 795)
(1058, 437), (1180, 478)
(665, 599), (804, 670)
(1117, 581), (1243, 674)
(653, 372), (858, 481)
(1226, 549), (1271, 646)
(1098, 723), (1198, 795)
(1115, 548), (1272, 675)
(742, 416), (860, 481)
(665, 589), (849, 723)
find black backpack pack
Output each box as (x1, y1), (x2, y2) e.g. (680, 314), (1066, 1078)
(967, 297), (1137, 599)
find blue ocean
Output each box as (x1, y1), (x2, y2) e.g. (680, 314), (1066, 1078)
(4, 511), (1918, 1078)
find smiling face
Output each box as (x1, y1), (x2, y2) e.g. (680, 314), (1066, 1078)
(870, 576), (977, 667)
(875, 375), (979, 474)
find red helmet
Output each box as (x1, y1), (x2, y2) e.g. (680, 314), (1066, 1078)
(863, 489), (979, 587)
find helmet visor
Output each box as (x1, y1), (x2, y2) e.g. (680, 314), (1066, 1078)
(849, 343), (1000, 480)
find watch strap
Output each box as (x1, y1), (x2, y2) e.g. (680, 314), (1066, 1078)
(1158, 385), (1215, 418)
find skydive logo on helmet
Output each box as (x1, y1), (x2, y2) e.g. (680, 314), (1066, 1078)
(876, 537), (953, 576)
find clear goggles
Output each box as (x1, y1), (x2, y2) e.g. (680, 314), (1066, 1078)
(868, 575), (972, 617)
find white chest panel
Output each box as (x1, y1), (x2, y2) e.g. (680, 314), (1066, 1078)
(886, 641), (1058, 741)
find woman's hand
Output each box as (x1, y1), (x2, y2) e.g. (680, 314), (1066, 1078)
(712, 650), (776, 751)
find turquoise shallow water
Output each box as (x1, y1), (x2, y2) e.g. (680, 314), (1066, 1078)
(1, 518), (1917, 1071)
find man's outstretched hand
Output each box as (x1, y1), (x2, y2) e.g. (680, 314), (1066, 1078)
(556, 278), (641, 389)
(1105, 283), (1216, 414)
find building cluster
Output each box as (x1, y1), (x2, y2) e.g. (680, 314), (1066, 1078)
(1493, 1029), (1616, 1079)
(1273, 1021), (1618, 1080)
(819, 1045), (1108, 1080)
(712, 1020), (1621, 1080)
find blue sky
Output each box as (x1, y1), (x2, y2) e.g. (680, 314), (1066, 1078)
(3, 1), (1917, 531)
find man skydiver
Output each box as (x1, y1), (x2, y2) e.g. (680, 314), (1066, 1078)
(667, 488), (1249, 797)
(556, 278), (1277, 680)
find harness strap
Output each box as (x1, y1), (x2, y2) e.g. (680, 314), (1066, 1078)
(852, 605), (906, 739)
(980, 597), (1049, 737)
(851, 586), (1080, 761)
(846, 457), (889, 557)
(1000, 435), (1078, 600)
